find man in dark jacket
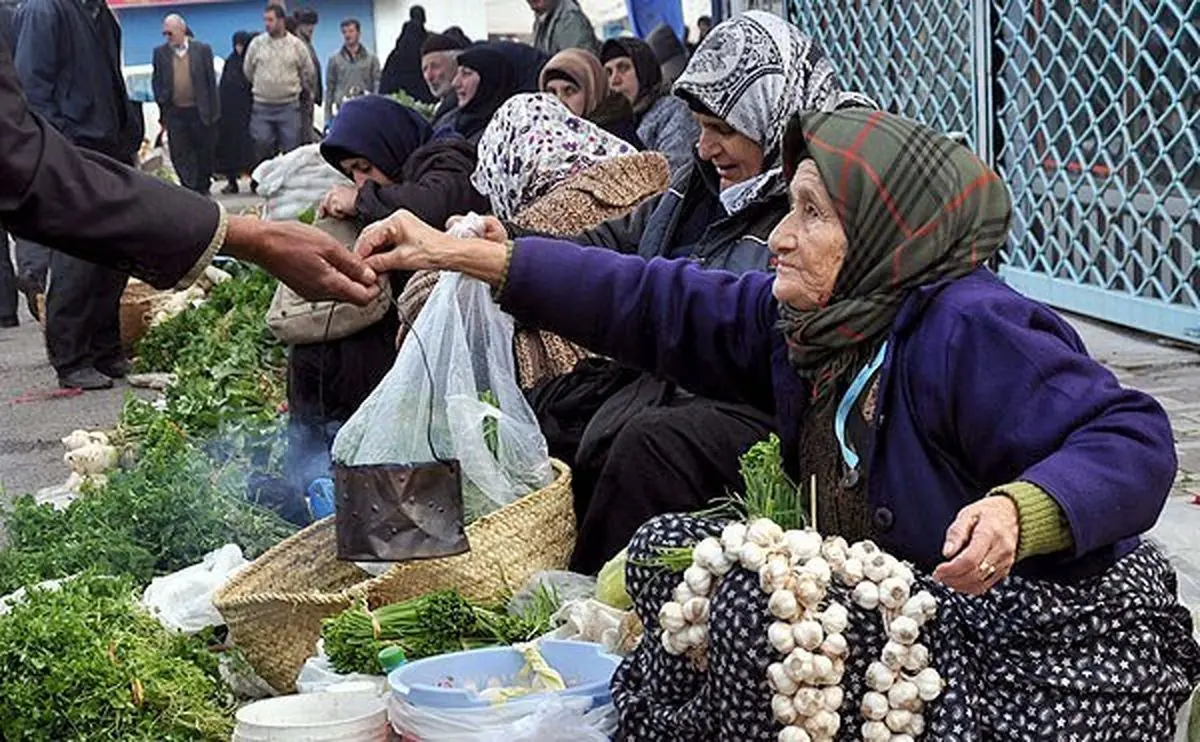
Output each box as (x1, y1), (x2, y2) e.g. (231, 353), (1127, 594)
(292, 7), (322, 143)
(14, 0), (146, 389)
(153, 14), (219, 194)
(0, 33), (379, 310)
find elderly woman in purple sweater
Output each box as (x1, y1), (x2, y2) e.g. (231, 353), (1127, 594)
(356, 109), (1199, 738)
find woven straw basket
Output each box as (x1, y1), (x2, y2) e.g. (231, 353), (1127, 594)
(119, 280), (168, 350)
(213, 459), (574, 692)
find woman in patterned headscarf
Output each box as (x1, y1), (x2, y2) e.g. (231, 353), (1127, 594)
(356, 107), (1200, 740)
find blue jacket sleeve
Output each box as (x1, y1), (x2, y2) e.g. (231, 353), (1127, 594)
(913, 292), (1176, 557)
(12, 3), (65, 132)
(501, 237), (780, 412)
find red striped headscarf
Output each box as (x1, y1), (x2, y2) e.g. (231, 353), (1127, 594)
(777, 108), (1013, 398)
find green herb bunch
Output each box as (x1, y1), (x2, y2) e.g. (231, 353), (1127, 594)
(0, 575), (234, 741)
(322, 587), (561, 675)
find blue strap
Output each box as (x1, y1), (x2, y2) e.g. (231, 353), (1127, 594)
(834, 342), (888, 472)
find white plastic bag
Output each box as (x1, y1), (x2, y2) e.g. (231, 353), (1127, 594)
(332, 272), (554, 518)
(388, 694), (616, 742)
(547, 599), (629, 654)
(140, 544), (248, 633)
(252, 144), (350, 221)
(296, 641), (390, 695)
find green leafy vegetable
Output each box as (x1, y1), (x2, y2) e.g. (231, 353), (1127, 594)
(735, 434), (806, 529)
(387, 91), (438, 120)
(0, 575), (234, 741)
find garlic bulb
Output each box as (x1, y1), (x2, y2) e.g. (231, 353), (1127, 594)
(848, 539), (879, 560)
(739, 542), (767, 571)
(803, 709), (840, 737)
(852, 581), (880, 610)
(784, 529), (822, 562)
(693, 537), (725, 570)
(913, 667), (944, 702)
(809, 654), (834, 684)
(720, 522), (748, 552)
(791, 619), (824, 651)
(863, 553), (892, 583)
(794, 574), (824, 608)
(878, 576), (910, 610)
(672, 583), (696, 605)
(768, 662), (799, 695)
(881, 640), (908, 670)
(769, 589), (799, 621)
(865, 661), (896, 692)
(885, 709), (914, 733)
(684, 623), (708, 648)
(903, 643), (930, 672)
(888, 615), (921, 645)
(840, 558), (865, 586)
(821, 535), (849, 565)
(890, 561), (915, 584)
(861, 720), (891, 742)
(747, 517), (784, 547)
(658, 602), (685, 632)
(801, 557), (832, 588)
(821, 685), (844, 712)
(683, 565), (712, 596)
(892, 735), (916, 742)
(861, 690), (889, 721)
(791, 687), (824, 716)
(769, 621), (796, 654)
(887, 679), (920, 711)
(905, 713), (926, 735)
(777, 726), (812, 742)
(818, 602), (849, 635)
(772, 693), (799, 725)
(681, 596), (709, 624)
(820, 632), (848, 658)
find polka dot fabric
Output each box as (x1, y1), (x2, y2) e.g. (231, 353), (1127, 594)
(614, 513), (1200, 741)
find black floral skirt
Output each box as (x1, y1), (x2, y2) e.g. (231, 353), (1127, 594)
(613, 514), (1200, 741)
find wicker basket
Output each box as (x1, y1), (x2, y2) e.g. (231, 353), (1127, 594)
(213, 459), (575, 692)
(368, 459), (575, 606)
(119, 280), (167, 350)
(212, 517), (373, 693)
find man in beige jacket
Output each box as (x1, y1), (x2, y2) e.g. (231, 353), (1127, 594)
(244, 3), (314, 162)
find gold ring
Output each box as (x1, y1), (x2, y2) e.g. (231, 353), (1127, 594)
(978, 559), (996, 579)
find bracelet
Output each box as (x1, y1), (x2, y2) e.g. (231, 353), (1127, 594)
(491, 240), (516, 302)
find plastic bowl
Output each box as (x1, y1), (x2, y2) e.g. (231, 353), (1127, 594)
(388, 639), (620, 710)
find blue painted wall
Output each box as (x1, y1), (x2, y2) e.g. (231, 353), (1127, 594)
(116, 0), (379, 79)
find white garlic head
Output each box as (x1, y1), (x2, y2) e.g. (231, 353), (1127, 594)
(791, 619), (824, 651)
(768, 621), (796, 654)
(861, 691), (890, 721)
(818, 602), (849, 635)
(852, 581), (880, 610)
(888, 615), (921, 645)
(878, 576), (910, 610)
(658, 601), (685, 632)
(683, 565), (712, 596)
(768, 589), (800, 621)
(865, 661), (896, 692)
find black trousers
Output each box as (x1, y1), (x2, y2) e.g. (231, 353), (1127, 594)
(44, 248), (127, 375)
(0, 227), (15, 321)
(166, 107), (214, 194)
(568, 396), (775, 574)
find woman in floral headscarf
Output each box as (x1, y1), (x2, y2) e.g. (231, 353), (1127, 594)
(356, 107), (1200, 742)
(396, 93), (669, 388)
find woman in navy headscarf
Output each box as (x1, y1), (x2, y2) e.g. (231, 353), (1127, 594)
(318, 94), (488, 227)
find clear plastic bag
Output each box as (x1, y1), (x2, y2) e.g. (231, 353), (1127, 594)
(509, 571), (597, 617)
(332, 273), (554, 520)
(388, 695), (616, 742)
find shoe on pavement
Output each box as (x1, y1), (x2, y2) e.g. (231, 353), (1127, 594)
(95, 359), (132, 379)
(59, 368), (114, 390)
(0, 316), (17, 328)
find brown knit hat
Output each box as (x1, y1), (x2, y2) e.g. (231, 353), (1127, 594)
(421, 33), (464, 56)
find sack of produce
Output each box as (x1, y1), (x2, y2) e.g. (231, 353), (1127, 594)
(252, 144), (350, 222)
(332, 272), (555, 561)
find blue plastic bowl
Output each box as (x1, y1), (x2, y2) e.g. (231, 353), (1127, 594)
(388, 640), (620, 710)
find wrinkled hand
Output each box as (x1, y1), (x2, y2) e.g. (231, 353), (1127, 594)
(319, 184), (359, 219)
(446, 214), (508, 243)
(933, 495), (1019, 595)
(224, 215), (379, 305)
(355, 210), (446, 273)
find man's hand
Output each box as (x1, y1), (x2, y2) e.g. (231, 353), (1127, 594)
(319, 184), (359, 219)
(933, 495), (1020, 595)
(224, 215), (379, 305)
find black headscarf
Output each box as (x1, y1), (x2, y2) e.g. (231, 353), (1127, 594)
(488, 40), (550, 93)
(321, 95), (432, 182)
(453, 44), (517, 142)
(380, 9), (434, 101)
(600, 37), (663, 117)
(215, 30), (257, 175)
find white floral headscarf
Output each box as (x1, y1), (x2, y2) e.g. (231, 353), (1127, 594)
(472, 93), (635, 221)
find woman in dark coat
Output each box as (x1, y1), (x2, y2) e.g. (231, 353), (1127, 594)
(214, 30), (256, 194)
(354, 106), (1200, 742)
(379, 6), (434, 102)
(447, 44), (518, 144)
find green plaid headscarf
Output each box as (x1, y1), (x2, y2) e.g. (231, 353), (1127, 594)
(777, 108), (1013, 398)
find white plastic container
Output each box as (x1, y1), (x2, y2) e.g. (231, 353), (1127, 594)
(233, 691), (389, 741)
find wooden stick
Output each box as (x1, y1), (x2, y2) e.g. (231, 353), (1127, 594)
(810, 474), (818, 533)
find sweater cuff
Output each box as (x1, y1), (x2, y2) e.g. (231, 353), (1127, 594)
(993, 482), (1074, 561)
(490, 240), (516, 303)
(175, 202), (227, 290)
